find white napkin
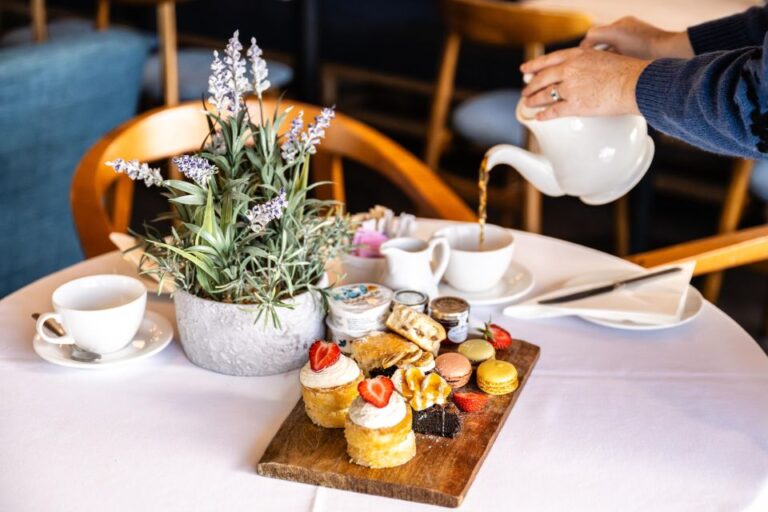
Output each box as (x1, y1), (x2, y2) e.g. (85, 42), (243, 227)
(503, 262), (696, 325)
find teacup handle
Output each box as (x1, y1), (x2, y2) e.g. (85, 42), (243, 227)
(35, 313), (75, 345)
(428, 237), (451, 284)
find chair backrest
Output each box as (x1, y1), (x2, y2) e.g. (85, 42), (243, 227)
(627, 225), (768, 276)
(425, 0), (592, 168)
(71, 98), (476, 258)
(0, 29), (150, 297)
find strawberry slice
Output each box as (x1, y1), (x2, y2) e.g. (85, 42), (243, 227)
(309, 340), (341, 372)
(453, 391), (489, 413)
(478, 321), (512, 350)
(358, 376), (394, 408)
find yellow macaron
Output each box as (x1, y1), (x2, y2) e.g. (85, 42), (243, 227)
(476, 359), (518, 396)
(457, 338), (495, 364)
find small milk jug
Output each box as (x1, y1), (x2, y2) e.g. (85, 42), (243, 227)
(379, 237), (450, 298)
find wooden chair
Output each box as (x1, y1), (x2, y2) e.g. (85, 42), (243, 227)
(95, 0), (183, 106)
(425, 0), (592, 233)
(71, 98), (476, 258)
(627, 224), (768, 276)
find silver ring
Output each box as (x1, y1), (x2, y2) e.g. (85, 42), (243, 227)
(550, 86), (561, 102)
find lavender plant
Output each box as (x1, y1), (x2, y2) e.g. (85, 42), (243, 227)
(106, 31), (353, 324)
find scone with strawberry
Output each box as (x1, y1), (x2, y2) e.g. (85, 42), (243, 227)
(301, 340), (363, 428)
(344, 376), (416, 468)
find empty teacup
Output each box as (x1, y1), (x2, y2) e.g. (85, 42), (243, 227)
(432, 224), (514, 292)
(35, 274), (147, 354)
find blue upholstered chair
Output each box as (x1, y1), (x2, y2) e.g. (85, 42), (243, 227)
(452, 89), (525, 149)
(141, 48), (293, 103)
(751, 160), (768, 206)
(0, 18), (96, 46)
(1, 20), (293, 105)
(0, 29), (151, 297)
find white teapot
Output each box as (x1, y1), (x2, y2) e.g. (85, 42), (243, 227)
(378, 237), (450, 298)
(483, 100), (655, 205)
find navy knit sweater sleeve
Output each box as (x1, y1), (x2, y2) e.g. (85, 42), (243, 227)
(635, 7), (768, 159)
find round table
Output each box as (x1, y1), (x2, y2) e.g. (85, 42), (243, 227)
(1, 219), (767, 511)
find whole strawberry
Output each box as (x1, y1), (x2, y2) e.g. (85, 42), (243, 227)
(478, 321), (512, 351)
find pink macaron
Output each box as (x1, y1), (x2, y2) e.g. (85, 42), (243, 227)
(435, 352), (472, 389)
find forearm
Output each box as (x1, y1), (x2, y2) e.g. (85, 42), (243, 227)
(687, 5), (768, 54)
(636, 36), (768, 159)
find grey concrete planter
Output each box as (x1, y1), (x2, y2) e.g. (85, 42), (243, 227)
(174, 283), (326, 376)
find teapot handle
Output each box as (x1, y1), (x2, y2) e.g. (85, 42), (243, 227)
(428, 237), (450, 284)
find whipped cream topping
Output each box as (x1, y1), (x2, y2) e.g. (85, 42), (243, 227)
(348, 391), (407, 429)
(300, 354), (361, 389)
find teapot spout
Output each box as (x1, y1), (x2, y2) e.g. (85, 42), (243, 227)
(484, 144), (565, 197)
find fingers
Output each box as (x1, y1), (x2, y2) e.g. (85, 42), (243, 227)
(535, 100), (573, 121)
(580, 25), (616, 50)
(520, 48), (579, 74)
(524, 85), (562, 108)
(521, 65), (564, 97)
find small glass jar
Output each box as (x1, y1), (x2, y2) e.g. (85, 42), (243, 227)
(392, 289), (429, 313)
(429, 296), (470, 344)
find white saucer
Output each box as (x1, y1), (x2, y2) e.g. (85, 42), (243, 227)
(438, 261), (535, 307)
(33, 311), (174, 369)
(563, 270), (703, 331)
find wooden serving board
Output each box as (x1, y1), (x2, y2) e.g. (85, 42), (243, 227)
(256, 339), (540, 508)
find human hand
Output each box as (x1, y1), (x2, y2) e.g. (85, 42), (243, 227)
(520, 48), (650, 121)
(579, 16), (693, 59)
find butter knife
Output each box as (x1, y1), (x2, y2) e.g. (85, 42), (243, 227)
(538, 267), (683, 305)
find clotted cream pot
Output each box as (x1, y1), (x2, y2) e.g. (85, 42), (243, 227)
(482, 100), (655, 205)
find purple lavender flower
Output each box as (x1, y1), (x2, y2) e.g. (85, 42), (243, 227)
(301, 107), (335, 155)
(280, 110), (304, 165)
(172, 155), (218, 187)
(246, 189), (288, 233)
(207, 31), (252, 117)
(106, 158), (163, 187)
(280, 106), (335, 166)
(223, 30), (249, 116)
(207, 50), (229, 115)
(247, 37), (270, 97)
(204, 129), (227, 156)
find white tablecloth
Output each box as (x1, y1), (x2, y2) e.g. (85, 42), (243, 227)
(1, 219), (767, 511)
(522, 0), (761, 31)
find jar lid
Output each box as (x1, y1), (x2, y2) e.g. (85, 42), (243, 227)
(328, 283), (393, 315)
(429, 296), (470, 320)
(393, 289), (428, 306)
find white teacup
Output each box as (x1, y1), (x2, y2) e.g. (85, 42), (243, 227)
(35, 274), (147, 354)
(432, 224), (515, 292)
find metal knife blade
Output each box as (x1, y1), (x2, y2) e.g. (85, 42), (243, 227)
(538, 267), (682, 305)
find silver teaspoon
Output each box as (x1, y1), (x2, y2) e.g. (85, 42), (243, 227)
(31, 313), (101, 363)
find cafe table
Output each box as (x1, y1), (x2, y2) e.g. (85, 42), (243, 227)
(1, 219), (767, 511)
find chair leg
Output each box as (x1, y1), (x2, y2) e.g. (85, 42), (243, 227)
(425, 33), (461, 170)
(523, 182), (541, 233)
(321, 66), (338, 106)
(614, 196), (630, 256)
(31, 0), (47, 42)
(704, 158), (754, 302)
(157, 1), (179, 107)
(95, 0), (109, 30)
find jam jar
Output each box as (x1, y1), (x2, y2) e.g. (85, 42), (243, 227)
(429, 296), (470, 344)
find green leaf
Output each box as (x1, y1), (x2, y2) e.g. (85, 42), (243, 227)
(169, 195), (206, 206)
(164, 179), (205, 196)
